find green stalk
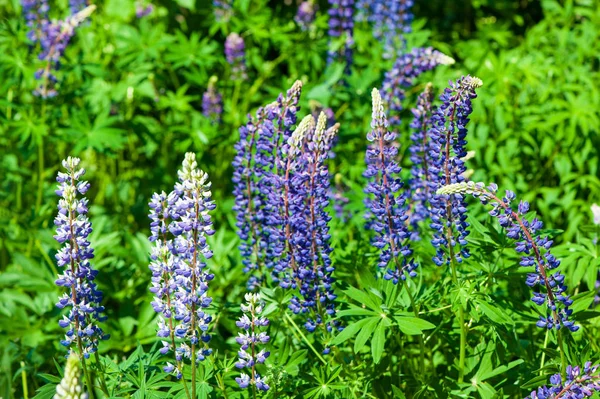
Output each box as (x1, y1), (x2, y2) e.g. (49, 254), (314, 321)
(557, 329), (567, 376)
(449, 254), (467, 384)
(20, 362), (28, 399)
(93, 351), (109, 396)
(539, 328), (550, 376)
(80, 355), (96, 399)
(284, 313), (326, 365)
(401, 282), (426, 375)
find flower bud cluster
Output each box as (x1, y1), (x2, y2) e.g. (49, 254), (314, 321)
(526, 362), (600, 399)
(225, 33), (247, 80)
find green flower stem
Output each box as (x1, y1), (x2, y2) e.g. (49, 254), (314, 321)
(401, 282), (426, 375)
(21, 361), (28, 399)
(449, 251), (467, 384)
(284, 312), (326, 365)
(93, 351), (109, 396)
(557, 329), (567, 376)
(539, 328), (550, 376)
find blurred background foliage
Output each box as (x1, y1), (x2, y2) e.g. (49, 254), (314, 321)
(0, 0), (599, 397)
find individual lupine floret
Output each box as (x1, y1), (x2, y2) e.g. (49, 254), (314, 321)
(232, 81), (302, 289)
(327, 0), (355, 73)
(54, 157), (109, 358)
(296, 1), (316, 31)
(202, 76), (223, 124)
(437, 181), (579, 331)
(525, 362), (600, 398)
(214, 0), (233, 22)
(225, 32), (247, 80)
(407, 83), (437, 228)
(381, 47), (454, 127)
(356, 0), (414, 58)
(34, 5), (96, 98)
(54, 353), (88, 399)
(429, 76), (482, 267)
(363, 88), (417, 283)
(148, 153), (216, 382)
(234, 293), (270, 392)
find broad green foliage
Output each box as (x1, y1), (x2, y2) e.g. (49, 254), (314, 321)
(0, 0), (599, 398)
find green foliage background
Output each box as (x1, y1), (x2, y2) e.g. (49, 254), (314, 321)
(0, 0), (599, 398)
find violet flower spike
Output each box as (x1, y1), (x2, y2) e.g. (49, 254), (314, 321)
(22, 0), (50, 44)
(363, 88), (417, 283)
(202, 76), (223, 125)
(438, 181), (579, 331)
(525, 362), (600, 398)
(407, 83), (437, 229)
(296, 1), (316, 31)
(225, 32), (247, 80)
(54, 156), (109, 359)
(235, 293), (270, 391)
(34, 5), (96, 98)
(381, 47), (454, 127)
(327, 0), (355, 73)
(214, 0), (233, 22)
(429, 76), (482, 267)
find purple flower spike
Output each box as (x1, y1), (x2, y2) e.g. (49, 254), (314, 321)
(438, 181), (579, 332)
(296, 1), (316, 31)
(363, 88), (417, 284)
(381, 47), (454, 127)
(202, 76), (223, 125)
(225, 32), (247, 80)
(31, 5), (96, 98)
(54, 156), (109, 358)
(148, 153), (216, 378)
(327, 0), (355, 73)
(525, 362), (600, 398)
(235, 293), (270, 391)
(429, 76), (482, 267)
(214, 0), (233, 22)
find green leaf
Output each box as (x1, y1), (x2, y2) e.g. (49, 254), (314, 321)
(371, 321), (386, 364)
(330, 317), (372, 346)
(394, 316), (436, 335)
(476, 299), (515, 326)
(354, 317), (380, 353)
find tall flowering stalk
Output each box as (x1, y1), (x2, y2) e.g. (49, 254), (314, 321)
(525, 363), (600, 398)
(232, 81), (302, 289)
(438, 181), (579, 332)
(407, 83), (437, 228)
(288, 113), (340, 332)
(54, 157), (109, 356)
(22, 0), (50, 43)
(54, 157), (108, 395)
(214, 0), (233, 22)
(202, 76), (223, 125)
(148, 153), (215, 399)
(356, 0), (414, 58)
(296, 1), (316, 31)
(54, 353), (87, 399)
(327, 0), (355, 73)
(235, 293), (270, 392)
(31, 5), (96, 98)
(225, 33), (247, 80)
(429, 75), (482, 267)
(381, 47), (454, 127)
(363, 88), (416, 284)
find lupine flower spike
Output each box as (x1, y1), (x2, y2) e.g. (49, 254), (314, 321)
(364, 88), (416, 283)
(327, 0), (355, 73)
(225, 32), (247, 80)
(355, 0), (414, 58)
(32, 5), (96, 98)
(202, 76), (223, 125)
(148, 153), (216, 380)
(235, 293), (270, 392)
(232, 81), (302, 289)
(54, 353), (88, 399)
(525, 362), (600, 398)
(22, 0), (50, 43)
(214, 0), (233, 22)
(54, 157), (109, 358)
(296, 1), (316, 31)
(408, 83), (437, 229)
(429, 76), (482, 267)
(438, 181), (579, 331)
(381, 47), (454, 127)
